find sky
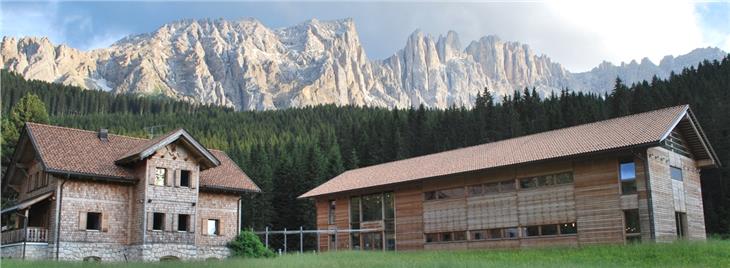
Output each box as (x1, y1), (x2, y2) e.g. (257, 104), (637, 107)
(1, 1), (728, 72)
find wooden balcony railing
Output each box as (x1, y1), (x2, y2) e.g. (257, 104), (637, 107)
(1, 227), (49, 244)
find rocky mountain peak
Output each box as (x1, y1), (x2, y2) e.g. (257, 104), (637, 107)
(1, 18), (726, 110)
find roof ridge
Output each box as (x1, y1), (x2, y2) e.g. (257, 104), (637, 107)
(26, 122), (150, 141)
(337, 104), (688, 174)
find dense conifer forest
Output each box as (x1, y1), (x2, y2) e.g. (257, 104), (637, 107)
(1, 55), (728, 236)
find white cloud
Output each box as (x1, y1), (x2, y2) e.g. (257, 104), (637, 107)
(0, 1), (125, 51)
(546, 1), (709, 70)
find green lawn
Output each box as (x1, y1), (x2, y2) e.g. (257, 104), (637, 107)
(4, 240), (730, 268)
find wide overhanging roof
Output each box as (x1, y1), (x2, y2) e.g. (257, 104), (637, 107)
(300, 105), (719, 199)
(1, 191), (53, 214)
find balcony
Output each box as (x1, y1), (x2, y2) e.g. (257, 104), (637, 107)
(1, 227), (49, 244)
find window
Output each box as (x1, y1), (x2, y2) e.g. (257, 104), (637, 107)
(671, 166), (683, 181)
(468, 179), (516, 196)
(559, 223), (577, 234)
(441, 232), (452, 242)
(384, 192), (395, 220)
(484, 182), (500, 194)
(624, 209), (641, 242)
(676, 212), (687, 239)
(524, 226), (540, 237)
(155, 168), (167, 186)
(180, 170), (191, 187)
(177, 214), (190, 232)
(424, 187), (464, 201)
(152, 213), (165, 231)
(207, 219), (220, 235)
(620, 161), (637, 194)
(471, 228), (516, 241)
(425, 233), (438, 243)
(504, 228), (519, 238)
(472, 230), (485, 240)
(362, 194), (383, 222)
(487, 229), (503, 239)
(662, 130), (692, 158)
(425, 231), (467, 243)
(328, 200), (336, 224)
(523, 223), (577, 237)
(541, 224), (558, 236)
(519, 172), (573, 190)
(86, 212), (101, 231)
(329, 235), (336, 249)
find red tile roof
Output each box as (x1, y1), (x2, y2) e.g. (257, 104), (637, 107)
(24, 123), (259, 193)
(300, 105), (701, 198)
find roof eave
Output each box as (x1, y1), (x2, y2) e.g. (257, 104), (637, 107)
(199, 185), (260, 195)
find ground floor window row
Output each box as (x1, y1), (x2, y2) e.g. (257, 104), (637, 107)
(424, 222), (577, 243)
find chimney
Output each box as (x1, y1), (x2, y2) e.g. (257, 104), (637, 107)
(98, 128), (109, 142)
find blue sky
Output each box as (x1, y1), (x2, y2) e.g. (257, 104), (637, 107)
(1, 1), (728, 72)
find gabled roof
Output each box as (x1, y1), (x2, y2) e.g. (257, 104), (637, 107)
(11, 123), (259, 193)
(300, 105), (719, 199)
(115, 128), (220, 170)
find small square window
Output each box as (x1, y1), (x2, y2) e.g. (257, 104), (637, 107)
(207, 219), (220, 235)
(670, 166), (683, 181)
(177, 214), (190, 232)
(153, 213), (165, 231)
(155, 168), (167, 186)
(180, 170), (191, 187)
(86, 212), (101, 231)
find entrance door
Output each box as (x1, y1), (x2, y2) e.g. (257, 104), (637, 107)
(362, 232), (383, 250)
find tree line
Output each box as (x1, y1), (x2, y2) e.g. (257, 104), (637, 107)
(1, 55), (728, 236)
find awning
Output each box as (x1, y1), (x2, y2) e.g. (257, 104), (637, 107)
(1, 192), (53, 214)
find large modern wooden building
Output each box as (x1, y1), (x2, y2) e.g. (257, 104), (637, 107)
(300, 105), (719, 251)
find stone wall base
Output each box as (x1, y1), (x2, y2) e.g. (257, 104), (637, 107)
(29, 242), (231, 262)
(1, 243), (50, 260)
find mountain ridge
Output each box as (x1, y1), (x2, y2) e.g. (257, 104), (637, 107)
(1, 18), (726, 110)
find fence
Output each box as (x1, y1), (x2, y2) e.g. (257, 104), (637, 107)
(254, 227), (379, 254)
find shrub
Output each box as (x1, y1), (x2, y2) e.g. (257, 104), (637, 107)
(227, 230), (276, 258)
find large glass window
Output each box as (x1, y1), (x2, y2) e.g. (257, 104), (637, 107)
(362, 194), (383, 222)
(670, 166), (683, 181)
(620, 161), (637, 194)
(350, 192), (395, 250)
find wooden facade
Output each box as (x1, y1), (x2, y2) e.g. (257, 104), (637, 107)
(313, 146), (708, 251)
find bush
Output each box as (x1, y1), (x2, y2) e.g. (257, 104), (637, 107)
(227, 230), (276, 258)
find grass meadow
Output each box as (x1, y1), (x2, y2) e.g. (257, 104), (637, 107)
(3, 240), (729, 268)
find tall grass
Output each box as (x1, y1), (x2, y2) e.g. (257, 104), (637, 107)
(3, 240), (729, 268)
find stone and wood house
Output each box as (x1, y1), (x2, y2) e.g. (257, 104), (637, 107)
(1, 123), (260, 261)
(300, 105), (719, 251)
